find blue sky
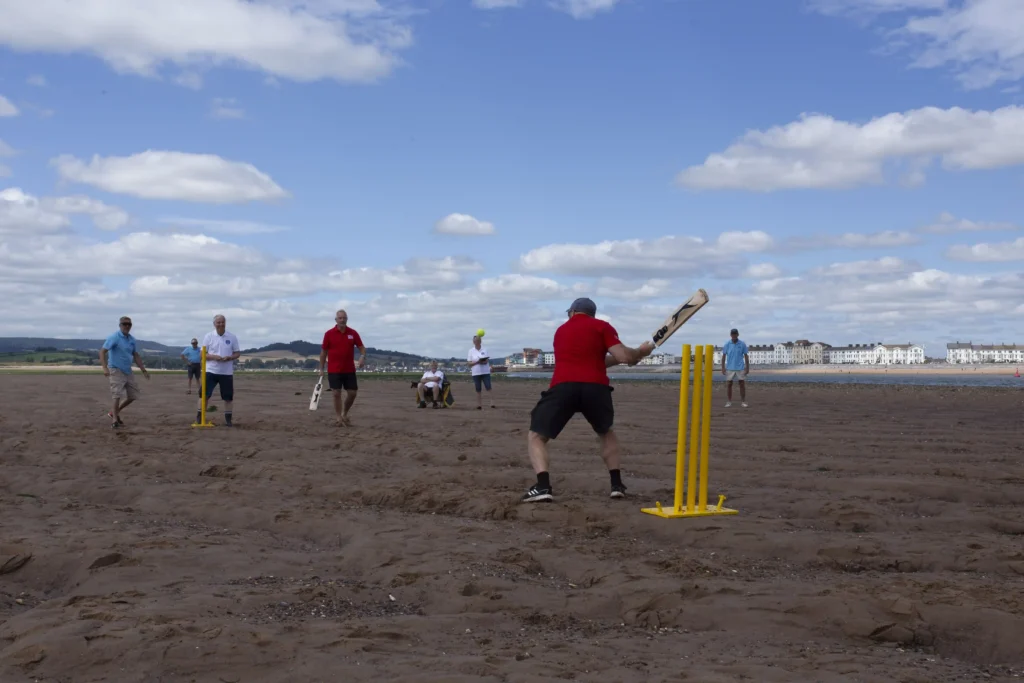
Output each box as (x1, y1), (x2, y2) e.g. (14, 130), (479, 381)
(0, 0), (1022, 358)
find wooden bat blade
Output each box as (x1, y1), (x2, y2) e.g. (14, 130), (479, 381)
(651, 288), (709, 347)
(309, 378), (323, 410)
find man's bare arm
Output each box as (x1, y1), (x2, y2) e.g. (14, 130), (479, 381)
(133, 351), (149, 376)
(100, 348), (108, 373)
(607, 342), (654, 367)
(319, 348), (327, 373)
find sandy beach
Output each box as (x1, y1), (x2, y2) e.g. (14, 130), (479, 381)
(2, 374), (1023, 682)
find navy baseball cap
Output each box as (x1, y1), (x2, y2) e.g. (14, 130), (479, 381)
(567, 297), (597, 316)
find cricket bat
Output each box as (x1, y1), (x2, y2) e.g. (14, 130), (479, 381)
(309, 376), (323, 410)
(651, 288), (709, 347)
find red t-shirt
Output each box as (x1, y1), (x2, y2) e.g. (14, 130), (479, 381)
(322, 326), (364, 374)
(549, 314), (622, 387)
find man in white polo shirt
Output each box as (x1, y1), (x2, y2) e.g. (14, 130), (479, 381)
(468, 333), (495, 410)
(196, 314), (241, 427)
(416, 361), (445, 409)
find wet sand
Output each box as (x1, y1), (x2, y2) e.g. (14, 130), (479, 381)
(2, 374), (1023, 682)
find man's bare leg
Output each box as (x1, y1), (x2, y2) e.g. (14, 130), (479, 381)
(600, 429), (626, 496)
(332, 389), (343, 425)
(527, 431), (550, 474)
(342, 390), (357, 424)
(599, 429), (621, 470)
(727, 380), (733, 401)
(111, 397), (133, 423)
(739, 380), (746, 403)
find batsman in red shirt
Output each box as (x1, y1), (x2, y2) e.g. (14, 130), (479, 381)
(318, 309), (366, 426)
(522, 297), (654, 503)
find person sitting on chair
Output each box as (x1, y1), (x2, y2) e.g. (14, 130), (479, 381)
(417, 361), (445, 408)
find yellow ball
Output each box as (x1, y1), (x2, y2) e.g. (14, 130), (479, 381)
(476, 328), (485, 338)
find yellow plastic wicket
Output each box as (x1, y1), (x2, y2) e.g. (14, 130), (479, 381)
(190, 346), (215, 428)
(641, 343), (738, 519)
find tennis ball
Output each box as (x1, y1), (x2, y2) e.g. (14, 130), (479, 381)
(476, 328), (485, 338)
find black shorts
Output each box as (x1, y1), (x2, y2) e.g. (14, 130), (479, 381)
(204, 373), (234, 401)
(473, 374), (492, 391)
(328, 372), (358, 391)
(188, 363), (202, 380)
(529, 382), (614, 440)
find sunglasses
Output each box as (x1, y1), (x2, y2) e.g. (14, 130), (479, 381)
(120, 322), (133, 327)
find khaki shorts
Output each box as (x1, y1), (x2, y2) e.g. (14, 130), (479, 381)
(109, 369), (141, 400)
(725, 370), (747, 381)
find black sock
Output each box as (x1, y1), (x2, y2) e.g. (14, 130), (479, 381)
(609, 469), (623, 487)
(225, 411), (232, 423)
(196, 410), (201, 422)
(537, 472), (551, 490)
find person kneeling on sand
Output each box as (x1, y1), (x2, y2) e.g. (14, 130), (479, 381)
(521, 297), (653, 503)
(417, 361), (445, 408)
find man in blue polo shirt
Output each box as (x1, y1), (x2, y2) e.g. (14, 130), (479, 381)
(181, 338), (202, 394)
(100, 315), (150, 428)
(720, 327), (749, 408)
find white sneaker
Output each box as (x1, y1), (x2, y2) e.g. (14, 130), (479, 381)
(724, 401), (731, 408)
(742, 402), (748, 408)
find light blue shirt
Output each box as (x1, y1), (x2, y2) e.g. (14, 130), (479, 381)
(723, 339), (748, 371)
(182, 346), (202, 364)
(103, 331), (137, 374)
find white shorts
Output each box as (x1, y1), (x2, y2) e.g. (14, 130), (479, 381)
(725, 370), (746, 381)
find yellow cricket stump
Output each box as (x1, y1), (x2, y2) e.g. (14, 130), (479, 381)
(641, 343), (738, 519)
(190, 346), (215, 428)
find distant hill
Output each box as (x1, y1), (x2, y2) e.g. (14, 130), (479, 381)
(242, 340), (454, 364)
(0, 337), (175, 354)
(0, 337), (468, 364)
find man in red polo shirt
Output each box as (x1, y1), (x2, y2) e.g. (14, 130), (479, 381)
(318, 309), (366, 426)
(521, 297), (654, 503)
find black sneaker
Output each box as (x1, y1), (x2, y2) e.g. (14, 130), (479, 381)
(521, 485), (553, 503)
(419, 401), (427, 409)
(610, 483), (627, 499)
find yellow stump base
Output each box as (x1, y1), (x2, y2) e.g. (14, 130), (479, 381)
(641, 495), (738, 518)
(190, 345), (216, 429)
(641, 343), (739, 521)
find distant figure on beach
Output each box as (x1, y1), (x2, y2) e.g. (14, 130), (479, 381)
(319, 309), (366, 426)
(521, 297), (654, 503)
(100, 315), (150, 429)
(721, 328), (749, 408)
(197, 315), (240, 427)
(181, 338), (201, 394)
(468, 333), (495, 410)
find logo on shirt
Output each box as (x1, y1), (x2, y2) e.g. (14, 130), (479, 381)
(348, 335), (353, 340)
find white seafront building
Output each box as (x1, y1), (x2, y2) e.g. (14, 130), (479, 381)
(946, 342), (1024, 364)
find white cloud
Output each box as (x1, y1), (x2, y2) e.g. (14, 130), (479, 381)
(160, 217), (290, 235)
(574, 277), (673, 300)
(916, 211), (1020, 234)
(210, 98), (245, 119)
(52, 151), (289, 204)
(44, 195), (130, 230)
(175, 72), (204, 90)
(0, 95), (18, 117)
(787, 230), (921, 249)
(811, 256), (916, 277)
(946, 236), (1024, 262)
(472, 0), (524, 8)
(0, 188), (71, 235)
(815, 0), (1024, 91)
(519, 231), (774, 277)
(26, 74), (47, 87)
(675, 105), (1024, 191)
(0, 0), (410, 85)
(553, 0), (621, 19)
(745, 263), (783, 279)
(434, 213), (496, 236)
